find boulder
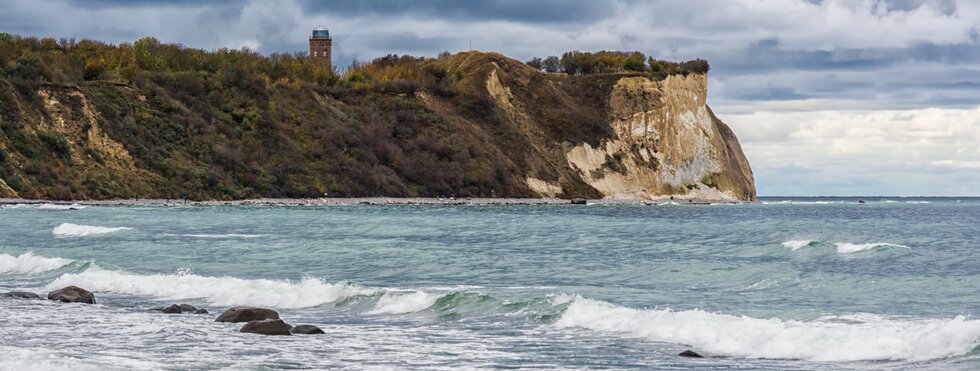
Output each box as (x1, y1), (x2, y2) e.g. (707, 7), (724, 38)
(678, 350), (704, 358)
(239, 319), (292, 336)
(1, 291), (42, 299)
(178, 304), (198, 313)
(160, 304), (182, 314)
(290, 324), (325, 335)
(215, 306), (280, 323)
(193, 308), (209, 314)
(570, 198), (588, 205)
(47, 286), (96, 304)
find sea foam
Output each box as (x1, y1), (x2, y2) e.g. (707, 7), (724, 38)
(0, 252), (75, 274)
(44, 268), (376, 308)
(781, 240), (817, 250)
(52, 223), (131, 237)
(555, 297), (980, 362)
(834, 242), (910, 254)
(368, 291), (440, 315)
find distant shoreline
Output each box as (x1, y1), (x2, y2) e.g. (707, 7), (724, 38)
(0, 196), (742, 207)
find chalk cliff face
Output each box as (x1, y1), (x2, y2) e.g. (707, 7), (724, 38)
(0, 51), (753, 201)
(445, 52), (755, 201)
(560, 74), (755, 201)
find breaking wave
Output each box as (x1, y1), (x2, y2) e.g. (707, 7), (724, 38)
(834, 242), (910, 254)
(52, 223), (131, 237)
(781, 240), (818, 250)
(0, 252), (75, 274)
(555, 297), (980, 362)
(367, 291), (440, 315)
(43, 267), (376, 309)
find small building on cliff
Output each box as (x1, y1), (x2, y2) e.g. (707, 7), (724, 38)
(309, 26), (332, 68)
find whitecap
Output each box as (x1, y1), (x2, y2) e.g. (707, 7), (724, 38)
(367, 291), (439, 315)
(44, 268), (376, 309)
(52, 223), (131, 237)
(781, 240), (817, 250)
(834, 242), (910, 254)
(554, 297), (980, 362)
(0, 252), (75, 274)
(38, 203), (86, 210)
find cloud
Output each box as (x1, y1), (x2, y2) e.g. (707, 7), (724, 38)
(725, 107), (980, 195)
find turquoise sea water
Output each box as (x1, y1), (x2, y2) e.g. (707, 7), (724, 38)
(1, 197), (978, 370)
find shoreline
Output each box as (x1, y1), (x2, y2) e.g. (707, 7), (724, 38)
(0, 196), (745, 207)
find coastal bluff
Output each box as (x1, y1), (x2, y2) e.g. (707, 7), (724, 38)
(0, 45), (754, 201)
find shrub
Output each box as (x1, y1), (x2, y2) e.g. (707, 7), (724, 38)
(525, 57), (543, 70)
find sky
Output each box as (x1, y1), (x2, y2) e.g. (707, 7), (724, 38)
(3, 0), (979, 196)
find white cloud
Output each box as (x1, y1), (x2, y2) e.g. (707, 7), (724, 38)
(723, 106), (980, 195)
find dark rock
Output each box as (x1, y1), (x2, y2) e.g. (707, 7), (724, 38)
(160, 304), (182, 314)
(47, 286), (96, 304)
(290, 324), (325, 335)
(679, 350), (704, 358)
(239, 319), (292, 336)
(193, 308), (209, 314)
(215, 306), (280, 323)
(570, 198), (588, 205)
(178, 304), (198, 313)
(1, 291), (42, 299)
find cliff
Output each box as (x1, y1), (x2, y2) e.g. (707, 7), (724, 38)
(0, 47), (754, 201)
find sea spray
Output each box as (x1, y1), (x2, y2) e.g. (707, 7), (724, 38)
(52, 223), (131, 237)
(554, 297), (980, 361)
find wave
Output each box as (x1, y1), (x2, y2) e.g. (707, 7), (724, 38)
(3, 203), (86, 210)
(163, 233), (267, 239)
(554, 297), (980, 362)
(0, 252), (75, 274)
(52, 223), (131, 237)
(44, 268), (376, 308)
(367, 291), (440, 315)
(781, 240), (818, 250)
(834, 242), (910, 254)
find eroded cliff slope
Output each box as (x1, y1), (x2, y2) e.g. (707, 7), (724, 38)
(0, 51), (753, 201)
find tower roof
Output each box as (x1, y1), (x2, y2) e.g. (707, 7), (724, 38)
(312, 26), (330, 39)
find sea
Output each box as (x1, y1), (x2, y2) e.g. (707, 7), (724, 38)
(1, 197), (978, 370)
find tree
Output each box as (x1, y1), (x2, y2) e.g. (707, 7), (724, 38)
(623, 52), (646, 72)
(542, 56), (560, 73)
(525, 57), (543, 70)
(132, 36), (165, 71)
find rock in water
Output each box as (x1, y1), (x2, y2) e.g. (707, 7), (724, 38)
(47, 286), (96, 304)
(193, 308), (209, 314)
(290, 325), (325, 335)
(239, 319), (292, 336)
(679, 350), (704, 358)
(1, 291), (42, 299)
(159, 304), (182, 314)
(570, 198), (588, 205)
(215, 306), (280, 323)
(178, 304), (198, 313)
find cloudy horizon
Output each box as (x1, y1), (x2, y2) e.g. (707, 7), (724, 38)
(3, 0), (979, 196)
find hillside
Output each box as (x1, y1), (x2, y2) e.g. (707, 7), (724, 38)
(0, 35), (754, 201)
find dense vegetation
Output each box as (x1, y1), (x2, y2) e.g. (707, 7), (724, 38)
(0, 33), (710, 200)
(525, 51), (709, 76)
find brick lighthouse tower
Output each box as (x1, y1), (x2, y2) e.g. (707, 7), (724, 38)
(309, 26), (332, 68)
